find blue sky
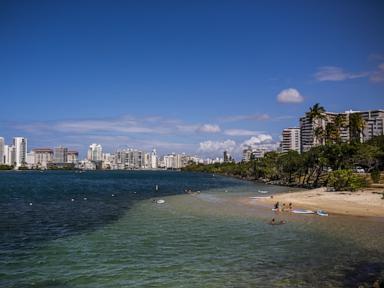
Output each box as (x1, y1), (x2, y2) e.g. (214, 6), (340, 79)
(1, 0), (383, 158)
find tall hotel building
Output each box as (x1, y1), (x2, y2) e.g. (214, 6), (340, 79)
(54, 146), (68, 163)
(281, 128), (301, 153)
(13, 137), (27, 167)
(87, 144), (103, 161)
(0, 137), (4, 164)
(300, 109), (384, 152)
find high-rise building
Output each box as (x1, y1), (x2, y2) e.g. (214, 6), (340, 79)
(150, 149), (158, 169)
(242, 147), (253, 162)
(0, 137), (4, 164)
(54, 146), (68, 163)
(32, 148), (54, 168)
(350, 109), (384, 142)
(300, 109), (384, 152)
(13, 137), (27, 168)
(87, 144), (102, 161)
(3, 145), (15, 166)
(281, 128), (301, 153)
(223, 150), (233, 163)
(67, 151), (79, 163)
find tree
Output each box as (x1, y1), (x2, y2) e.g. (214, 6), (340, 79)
(325, 122), (338, 143)
(334, 114), (347, 143)
(308, 103), (326, 122)
(308, 103), (326, 145)
(349, 113), (365, 143)
(279, 150), (302, 183)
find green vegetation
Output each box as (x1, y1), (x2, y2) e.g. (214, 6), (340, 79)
(184, 102), (384, 192)
(327, 170), (367, 191)
(184, 138), (384, 190)
(0, 164), (13, 170)
(370, 169), (381, 184)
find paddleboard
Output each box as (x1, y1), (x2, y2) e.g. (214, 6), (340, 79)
(250, 196), (269, 199)
(258, 190), (269, 194)
(156, 199), (165, 204)
(292, 209), (315, 214)
(316, 210), (328, 216)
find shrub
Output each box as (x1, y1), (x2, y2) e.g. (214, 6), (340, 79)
(370, 169), (381, 183)
(328, 169), (367, 191)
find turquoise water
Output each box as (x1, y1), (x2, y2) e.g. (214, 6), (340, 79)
(0, 171), (383, 287)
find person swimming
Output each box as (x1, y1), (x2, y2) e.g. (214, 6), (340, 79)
(274, 201), (280, 209)
(270, 218), (286, 225)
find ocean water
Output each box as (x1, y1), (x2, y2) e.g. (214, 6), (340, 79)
(0, 171), (383, 287)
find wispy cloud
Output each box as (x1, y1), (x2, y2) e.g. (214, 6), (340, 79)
(219, 113), (270, 122)
(370, 63), (384, 83)
(196, 124), (221, 133)
(199, 139), (237, 153)
(369, 53), (384, 61)
(314, 66), (368, 81)
(224, 129), (264, 136)
(277, 88), (304, 103)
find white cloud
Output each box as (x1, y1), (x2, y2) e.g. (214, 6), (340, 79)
(314, 66), (368, 81)
(224, 129), (264, 136)
(219, 113), (270, 122)
(196, 124), (221, 133)
(241, 134), (273, 148)
(277, 88), (304, 103)
(199, 140), (237, 152)
(370, 63), (384, 83)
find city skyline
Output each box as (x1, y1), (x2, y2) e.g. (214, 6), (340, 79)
(1, 0), (384, 158)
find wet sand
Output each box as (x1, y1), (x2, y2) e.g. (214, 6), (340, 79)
(243, 187), (384, 217)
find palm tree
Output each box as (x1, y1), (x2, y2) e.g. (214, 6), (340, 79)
(349, 113), (365, 143)
(333, 114), (347, 143)
(308, 103), (326, 145)
(314, 126), (326, 144)
(308, 103), (326, 122)
(325, 122), (338, 143)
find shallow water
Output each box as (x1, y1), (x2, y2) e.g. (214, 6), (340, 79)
(0, 171), (383, 287)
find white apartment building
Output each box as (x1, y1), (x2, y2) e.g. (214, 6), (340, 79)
(13, 137), (27, 168)
(3, 145), (15, 165)
(87, 144), (103, 161)
(32, 148), (54, 168)
(300, 109), (384, 152)
(150, 149), (158, 169)
(0, 137), (4, 164)
(347, 109), (384, 142)
(67, 151), (79, 163)
(281, 128), (301, 153)
(54, 146), (68, 163)
(115, 149), (144, 169)
(26, 152), (36, 168)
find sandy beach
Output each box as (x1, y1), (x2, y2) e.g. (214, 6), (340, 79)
(243, 187), (384, 217)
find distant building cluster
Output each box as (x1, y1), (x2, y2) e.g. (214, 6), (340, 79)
(2, 109), (382, 169)
(0, 137), (214, 170)
(282, 108), (384, 154)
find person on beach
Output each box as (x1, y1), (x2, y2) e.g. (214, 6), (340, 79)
(288, 203), (293, 211)
(274, 201), (279, 210)
(282, 203), (286, 212)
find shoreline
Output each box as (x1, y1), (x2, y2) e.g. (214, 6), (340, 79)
(244, 187), (384, 217)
